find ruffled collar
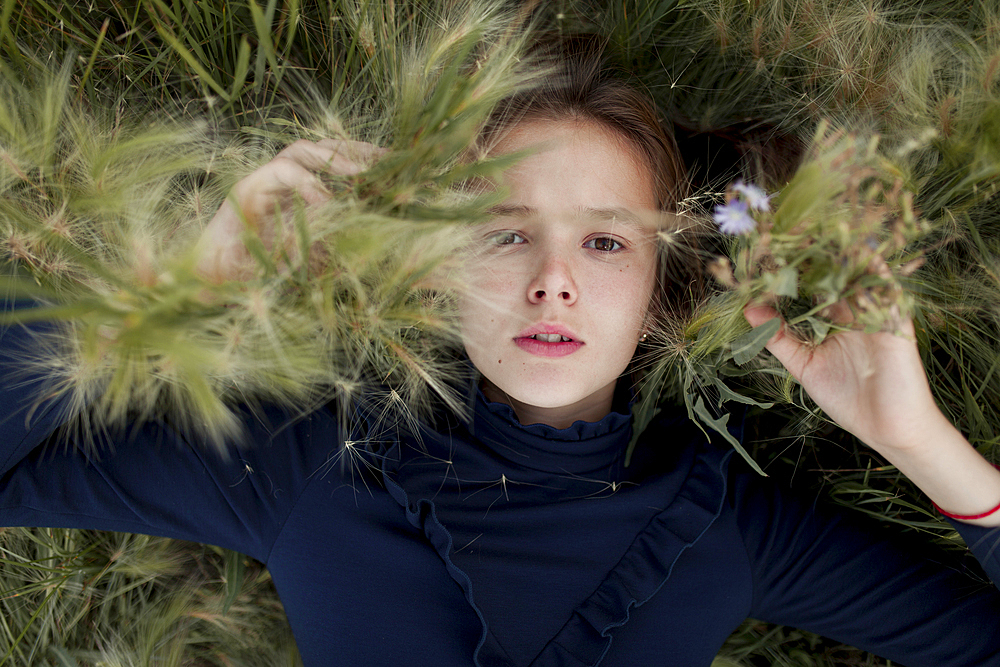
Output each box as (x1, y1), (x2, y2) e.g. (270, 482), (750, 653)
(470, 387), (633, 475)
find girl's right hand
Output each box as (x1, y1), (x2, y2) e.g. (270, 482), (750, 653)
(194, 138), (383, 283)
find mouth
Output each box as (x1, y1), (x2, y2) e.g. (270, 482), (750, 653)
(516, 323), (580, 342)
(514, 325), (583, 357)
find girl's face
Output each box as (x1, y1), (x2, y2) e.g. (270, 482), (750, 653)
(460, 118), (659, 428)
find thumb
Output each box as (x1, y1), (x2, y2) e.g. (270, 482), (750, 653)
(742, 303), (809, 380)
(744, 302), (779, 328)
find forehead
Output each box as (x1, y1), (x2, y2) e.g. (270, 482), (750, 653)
(492, 118), (657, 212)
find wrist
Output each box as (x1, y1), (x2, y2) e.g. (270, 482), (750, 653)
(866, 409), (957, 456)
(933, 467), (1000, 521)
(876, 421), (1000, 527)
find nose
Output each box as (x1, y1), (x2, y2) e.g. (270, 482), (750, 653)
(527, 251), (577, 305)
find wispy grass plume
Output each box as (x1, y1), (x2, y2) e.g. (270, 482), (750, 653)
(1, 1), (552, 447)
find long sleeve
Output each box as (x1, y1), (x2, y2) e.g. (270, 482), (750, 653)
(948, 518), (1000, 584)
(0, 311), (343, 564)
(732, 464), (1000, 666)
(0, 310), (78, 475)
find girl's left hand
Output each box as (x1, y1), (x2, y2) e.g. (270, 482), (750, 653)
(744, 297), (1000, 526)
(743, 303), (945, 454)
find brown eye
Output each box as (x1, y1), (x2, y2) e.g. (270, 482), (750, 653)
(488, 231), (526, 246)
(584, 236), (623, 252)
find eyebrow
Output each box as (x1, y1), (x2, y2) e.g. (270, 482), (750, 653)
(486, 204), (649, 230)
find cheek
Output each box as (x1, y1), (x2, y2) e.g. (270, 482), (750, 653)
(458, 267), (519, 343)
(465, 253), (531, 302)
(592, 263), (656, 324)
(632, 250), (659, 312)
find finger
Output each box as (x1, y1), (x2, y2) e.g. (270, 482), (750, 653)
(320, 139), (385, 176)
(744, 302), (779, 328)
(233, 159), (329, 211)
(822, 299), (855, 326)
(743, 303), (811, 380)
(272, 161), (331, 206)
(292, 177), (331, 207)
(276, 139), (353, 175)
(316, 138), (386, 162)
(278, 139), (385, 177)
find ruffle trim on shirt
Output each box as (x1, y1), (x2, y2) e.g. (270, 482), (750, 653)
(527, 444), (733, 667)
(375, 438), (494, 662)
(372, 427), (733, 667)
(480, 395), (632, 442)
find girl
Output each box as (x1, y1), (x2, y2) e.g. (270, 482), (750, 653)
(3, 48), (1000, 666)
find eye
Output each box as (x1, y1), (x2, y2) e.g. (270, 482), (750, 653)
(487, 230), (527, 246)
(584, 236), (624, 253)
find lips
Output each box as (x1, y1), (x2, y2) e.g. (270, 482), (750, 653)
(514, 323), (583, 358)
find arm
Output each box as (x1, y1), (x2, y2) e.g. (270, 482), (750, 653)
(0, 312), (341, 562)
(732, 463), (1000, 666)
(0, 306), (79, 476)
(0, 138), (379, 558)
(744, 304), (1000, 531)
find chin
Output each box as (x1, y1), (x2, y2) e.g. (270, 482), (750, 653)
(478, 367), (564, 401)
(512, 389), (588, 410)
(496, 373), (603, 409)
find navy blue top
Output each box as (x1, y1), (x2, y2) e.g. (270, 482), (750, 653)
(2, 318), (1000, 666)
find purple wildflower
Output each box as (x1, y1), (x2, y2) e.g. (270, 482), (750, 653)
(732, 180), (772, 212)
(714, 199), (756, 235)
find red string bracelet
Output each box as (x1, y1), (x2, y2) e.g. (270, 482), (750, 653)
(933, 463), (1000, 521)
(934, 498), (1000, 521)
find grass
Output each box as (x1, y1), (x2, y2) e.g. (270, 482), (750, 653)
(0, 527), (299, 666)
(2, 0), (999, 664)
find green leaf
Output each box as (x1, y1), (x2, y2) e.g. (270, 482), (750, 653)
(708, 376), (774, 409)
(46, 645), (79, 667)
(625, 358), (670, 466)
(222, 549), (245, 615)
(730, 317), (780, 365)
(249, 0), (280, 93)
(765, 266), (799, 298)
(772, 162), (824, 233)
(77, 17), (109, 96)
(806, 317), (832, 342)
(0, 299), (107, 325)
(691, 395), (766, 476)
(0, 0), (22, 71)
(229, 36), (252, 100)
(151, 16), (231, 101)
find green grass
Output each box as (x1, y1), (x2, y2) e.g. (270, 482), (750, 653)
(2, 0), (999, 664)
(0, 527), (299, 666)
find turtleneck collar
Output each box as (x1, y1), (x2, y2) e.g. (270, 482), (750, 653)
(469, 386), (633, 475)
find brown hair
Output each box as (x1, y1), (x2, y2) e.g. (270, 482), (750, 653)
(479, 36), (687, 211)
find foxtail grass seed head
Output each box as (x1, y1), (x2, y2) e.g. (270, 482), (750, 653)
(0, 0), (553, 448)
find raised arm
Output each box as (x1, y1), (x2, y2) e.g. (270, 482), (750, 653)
(0, 138), (381, 559)
(743, 304), (1000, 530)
